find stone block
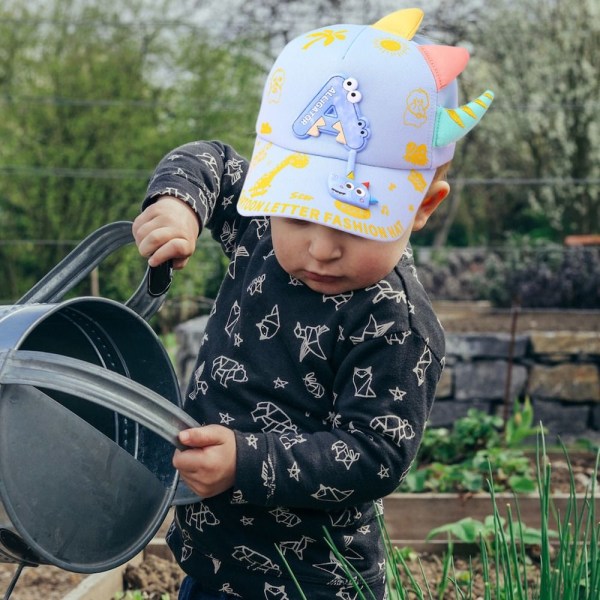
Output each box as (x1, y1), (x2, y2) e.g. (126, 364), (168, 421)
(435, 367), (453, 399)
(175, 315), (210, 383)
(445, 333), (528, 360)
(528, 364), (600, 402)
(455, 360), (528, 401)
(530, 331), (600, 357)
(428, 399), (492, 428)
(533, 399), (590, 437)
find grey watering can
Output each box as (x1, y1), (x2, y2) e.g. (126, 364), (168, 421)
(0, 222), (199, 587)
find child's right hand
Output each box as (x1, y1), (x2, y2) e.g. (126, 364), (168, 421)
(132, 196), (200, 270)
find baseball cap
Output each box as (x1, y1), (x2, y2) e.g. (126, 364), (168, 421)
(237, 8), (494, 242)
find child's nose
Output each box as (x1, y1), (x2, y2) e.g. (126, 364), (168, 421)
(308, 230), (343, 261)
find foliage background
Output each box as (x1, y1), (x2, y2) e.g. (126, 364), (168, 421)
(0, 0), (598, 325)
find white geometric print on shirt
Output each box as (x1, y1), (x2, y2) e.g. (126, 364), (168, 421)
(370, 415), (416, 446)
(231, 490), (247, 504)
(211, 355), (248, 387)
(189, 362), (208, 400)
(311, 485), (354, 503)
(219, 412), (235, 425)
(352, 367), (376, 398)
(331, 440), (360, 470)
(209, 554), (222, 574)
(269, 507), (301, 527)
(294, 323), (329, 361)
(224, 155), (244, 184)
(413, 342), (432, 386)
(225, 301), (240, 336)
(385, 330), (412, 345)
(329, 507), (362, 528)
(252, 216), (269, 239)
(186, 502), (220, 532)
(378, 464), (390, 478)
(278, 535), (315, 559)
(389, 387), (407, 402)
(227, 246), (249, 279)
(251, 401), (298, 434)
(257, 305), (281, 340)
(342, 536), (364, 561)
(323, 291), (353, 310)
(288, 461), (301, 481)
(196, 151), (220, 188)
(220, 221), (237, 254)
(180, 529), (193, 562)
(279, 432), (307, 450)
(162, 186), (197, 213)
(349, 314), (394, 343)
(261, 456), (276, 498)
(367, 280), (408, 304)
(232, 545), (281, 575)
(219, 583), (239, 597)
(313, 552), (347, 585)
(264, 583), (290, 599)
(247, 274), (266, 295)
(303, 372), (325, 398)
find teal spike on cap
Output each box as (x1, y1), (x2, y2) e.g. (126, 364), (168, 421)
(433, 90), (494, 148)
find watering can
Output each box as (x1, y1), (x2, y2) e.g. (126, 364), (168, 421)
(0, 222), (200, 581)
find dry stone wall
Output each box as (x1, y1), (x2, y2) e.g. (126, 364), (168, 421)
(433, 331), (600, 443)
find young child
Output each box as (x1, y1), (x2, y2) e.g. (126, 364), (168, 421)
(133, 8), (493, 599)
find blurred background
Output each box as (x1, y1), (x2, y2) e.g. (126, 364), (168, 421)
(0, 0), (598, 333)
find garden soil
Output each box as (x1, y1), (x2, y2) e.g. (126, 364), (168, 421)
(0, 305), (597, 599)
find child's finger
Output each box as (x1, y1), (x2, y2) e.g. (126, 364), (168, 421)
(178, 425), (228, 448)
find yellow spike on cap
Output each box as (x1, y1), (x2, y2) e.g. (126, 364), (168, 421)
(371, 8), (424, 40)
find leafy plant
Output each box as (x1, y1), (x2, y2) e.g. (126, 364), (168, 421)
(426, 514), (555, 557)
(398, 402), (542, 494)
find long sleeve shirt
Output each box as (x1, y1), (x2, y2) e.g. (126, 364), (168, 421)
(144, 140), (445, 599)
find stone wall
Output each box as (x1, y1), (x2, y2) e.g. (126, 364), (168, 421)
(175, 318), (600, 443)
(433, 331), (600, 443)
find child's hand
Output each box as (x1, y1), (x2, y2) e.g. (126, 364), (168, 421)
(173, 425), (237, 499)
(132, 196), (200, 270)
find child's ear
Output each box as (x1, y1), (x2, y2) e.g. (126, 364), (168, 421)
(412, 181), (450, 231)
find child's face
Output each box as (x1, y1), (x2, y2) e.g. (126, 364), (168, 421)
(270, 217), (408, 294)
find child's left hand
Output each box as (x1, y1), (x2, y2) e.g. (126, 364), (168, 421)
(173, 425), (237, 499)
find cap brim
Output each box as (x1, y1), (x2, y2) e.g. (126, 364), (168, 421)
(238, 138), (435, 242)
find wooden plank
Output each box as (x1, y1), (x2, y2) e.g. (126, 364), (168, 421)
(383, 492), (599, 547)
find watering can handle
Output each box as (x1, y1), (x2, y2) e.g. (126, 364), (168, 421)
(16, 221), (172, 320)
(0, 349), (199, 449)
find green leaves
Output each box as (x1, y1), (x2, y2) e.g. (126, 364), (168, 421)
(399, 404), (541, 494)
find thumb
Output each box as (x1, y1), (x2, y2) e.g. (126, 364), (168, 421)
(178, 425), (225, 448)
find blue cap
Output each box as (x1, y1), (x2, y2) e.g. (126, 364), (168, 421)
(238, 8), (493, 241)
